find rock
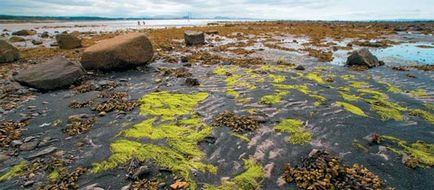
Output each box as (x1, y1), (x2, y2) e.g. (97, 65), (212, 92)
(346, 48), (381, 68)
(295, 65), (305, 70)
(0, 152), (11, 163)
(131, 166), (150, 179)
(206, 30), (219, 35)
(185, 78), (200, 86)
(180, 56), (189, 63)
(19, 139), (39, 151)
(11, 140), (23, 147)
(23, 180), (34, 187)
(12, 29), (36, 36)
(41, 31), (49, 38)
(50, 42), (58, 47)
(56, 34), (82, 49)
(31, 39), (43, 45)
(184, 31), (205, 46)
(28, 147), (57, 159)
(0, 40), (20, 63)
(14, 56), (84, 90)
(9, 36), (26, 42)
(81, 33), (154, 71)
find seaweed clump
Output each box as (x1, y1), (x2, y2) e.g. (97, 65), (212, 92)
(39, 167), (87, 190)
(336, 101), (368, 117)
(409, 109), (434, 124)
(130, 178), (158, 190)
(273, 118), (312, 144)
(283, 150), (394, 190)
(0, 120), (28, 147)
(203, 158), (264, 190)
(382, 136), (434, 168)
(94, 91), (140, 113)
(0, 161), (28, 182)
(212, 111), (259, 133)
(64, 115), (96, 136)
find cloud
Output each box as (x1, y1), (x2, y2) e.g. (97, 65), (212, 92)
(0, 0), (433, 20)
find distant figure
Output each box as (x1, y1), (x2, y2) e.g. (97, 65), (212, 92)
(142, 21), (146, 25)
(137, 21), (141, 25)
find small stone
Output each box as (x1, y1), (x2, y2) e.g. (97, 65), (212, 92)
(98, 111), (107, 117)
(19, 140), (39, 151)
(28, 147), (57, 159)
(23, 180), (34, 187)
(11, 140), (23, 147)
(0, 153), (11, 163)
(31, 39), (43, 45)
(180, 56), (189, 63)
(185, 78), (200, 86)
(295, 65), (305, 70)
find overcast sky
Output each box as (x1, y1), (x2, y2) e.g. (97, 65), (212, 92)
(1, 0), (433, 20)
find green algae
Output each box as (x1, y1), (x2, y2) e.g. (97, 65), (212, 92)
(339, 91), (361, 102)
(304, 72), (325, 84)
(382, 136), (434, 167)
(0, 161), (27, 182)
(357, 88), (389, 100)
(225, 75), (241, 86)
(353, 140), (369, 152)
(409, 89), (428, 98)
(309, 93), (326, 106)
(350, 81), (369, 89)
(409, 109), (434, 124)
(259, 91), (288, 105)
(336, 101), (368, 117)
(338, 86), (351, 92)
(378, 80), (404, 93)
(269, 74), (286, 83)
(273, 84), (309, 94)
(231, 132), (251, 142)
(48, 169), (60, 182)
(425, 103), (434, 111)
(214, 66), (228, 76)
(226, 88), (240, 99)
(364, 99), (406, 121)
(273, 118), (312, 145)
(139, 91), (209, 120)
(341, 74), (355, 80)
(92, 140), (216, 189)
(203, 158), (264, 190)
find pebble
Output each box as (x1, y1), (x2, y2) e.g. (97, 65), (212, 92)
(11, 140), (23, 147)
(19, 140), (39, 151)
(0, 153), (11, 163)
(28, 147), (57, 159)
(98, 111), (107, 117)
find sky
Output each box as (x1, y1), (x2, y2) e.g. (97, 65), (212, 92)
(1, 0), (433, 20)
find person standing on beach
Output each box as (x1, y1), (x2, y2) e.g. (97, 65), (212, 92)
(137, 21), (141, 25)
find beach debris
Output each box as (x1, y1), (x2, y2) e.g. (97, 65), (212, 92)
(64, 114), (96, 136)
(13, 56), (84, 90)
(81, 33), (153, 70)
(0, 39), (20, 63)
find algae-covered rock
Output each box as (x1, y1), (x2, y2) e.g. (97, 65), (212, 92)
(8, 36), (26, 42)
(81, 33), (154, 71)
(346, 48), (382, 68)
(14, 56), (84, 90)
(0, 39), (20, 63)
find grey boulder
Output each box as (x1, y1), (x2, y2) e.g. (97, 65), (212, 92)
(0, 40), (20, 63)
(346, 48), (382, 68)
(14, 56), (84, 90)
(56, 34), (82, 49)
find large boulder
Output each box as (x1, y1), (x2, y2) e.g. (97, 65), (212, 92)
(9, 36), (26, 42)
(81, 33), (154, 71)
(12, 29), (36, 36)
(14, 57), (84, 90)
(0, 40), (20, 63)
(56, 34), (82, 49)
(346, 48), (381, 68)
(184, 31), (205, 46)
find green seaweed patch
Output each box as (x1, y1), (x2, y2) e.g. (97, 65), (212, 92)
(139, 91), (209, 120)
(336, 101), (368, 117)
(231, 132), (250, 142)
(123, 117), (212, 158)
(409, 109), (434, 124)
(304, 72), (325, 84)
(408, 89), (428, 98)
(226, 88), (240, 99)
(309, 93), (326, 106)
(365, 99), (406, 121)
(203, 158), (264, 190)
(273, 84), (309, 94)
(378, 80), (404, 93)
(213, 66), (227, 76)
(339, 91), (361, 102)
(47, 169), (61, 182)
(350, 81), (369, 89)
(425, 103), (434, 111)
(92, 140), (217, 190)
(274, 118), (312, 144)
(382, 136), (434, 168)
(341, 74), (355, 80)
(259, 91), (288, 105)
(357, 88), (389, 100)
(0, 161), (27, 182)
(269, 74), (286, 83)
